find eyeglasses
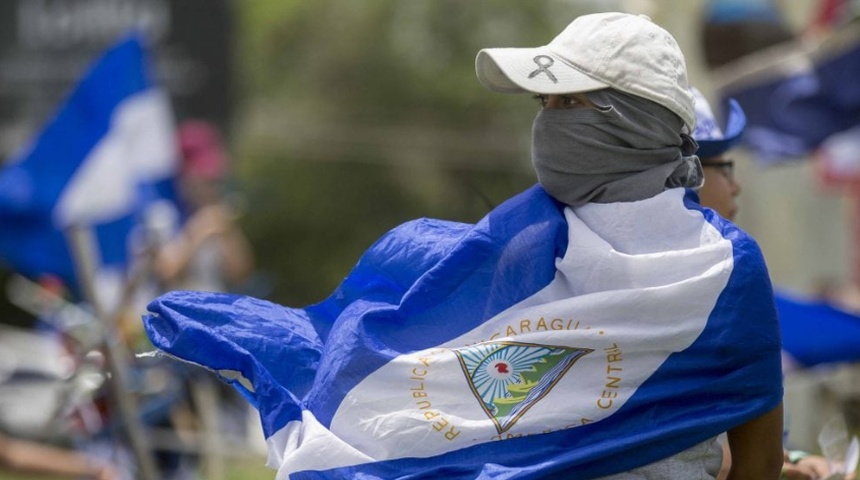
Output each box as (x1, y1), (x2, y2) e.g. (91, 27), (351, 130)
(701, 159), (735, 179)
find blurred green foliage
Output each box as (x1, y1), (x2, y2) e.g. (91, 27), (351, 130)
(229, 1), (599, 305)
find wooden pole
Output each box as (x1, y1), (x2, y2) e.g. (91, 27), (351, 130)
(65, 225), (159, 480)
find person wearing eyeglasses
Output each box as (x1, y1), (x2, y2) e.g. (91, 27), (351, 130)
(690, 87), (744, 221)
(691, 88), (850, 480)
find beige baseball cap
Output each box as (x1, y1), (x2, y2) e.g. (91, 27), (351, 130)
(476, 12), (696, 130)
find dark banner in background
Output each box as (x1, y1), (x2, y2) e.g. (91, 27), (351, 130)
(0, 0), (234, 158)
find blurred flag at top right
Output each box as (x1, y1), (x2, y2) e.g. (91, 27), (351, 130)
(702, 0), (860, 165)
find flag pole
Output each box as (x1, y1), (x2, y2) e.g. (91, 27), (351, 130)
(66, 225), (159, 480)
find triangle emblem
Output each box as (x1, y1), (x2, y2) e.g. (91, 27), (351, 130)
(452, 341), (593, 434)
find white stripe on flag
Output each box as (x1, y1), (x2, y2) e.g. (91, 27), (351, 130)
(54, 89), (176, 227)
(266, 411), (373, 476)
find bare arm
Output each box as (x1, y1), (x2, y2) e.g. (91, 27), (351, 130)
(217, 217), (255, 289)
(726, 401), (785, 480)
(0, 433), (118, 479)
(155, 203), (254, 289)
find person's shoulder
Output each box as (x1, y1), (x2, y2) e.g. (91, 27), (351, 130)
(683, 190), (761, 248)
(681, 190), (770, 276)
(713, 216), (764, 260)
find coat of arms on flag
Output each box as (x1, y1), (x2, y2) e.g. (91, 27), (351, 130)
(454, 341), (593, 434)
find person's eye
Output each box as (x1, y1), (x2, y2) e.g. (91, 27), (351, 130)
(561, 96), (590, 109)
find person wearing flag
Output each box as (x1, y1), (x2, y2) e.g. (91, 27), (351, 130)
(144, 12), (784, 479)
(474, 12), (783, 478)
(691, 87), (855, 480)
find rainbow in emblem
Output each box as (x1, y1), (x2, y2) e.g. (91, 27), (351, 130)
(453, 341), (593, 434)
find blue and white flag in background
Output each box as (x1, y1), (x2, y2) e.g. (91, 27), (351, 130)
(778, 290), (860, 369)
(710, 16), (860, 164)
(0, 35), (177, 295)
(144, 186), (783, 479)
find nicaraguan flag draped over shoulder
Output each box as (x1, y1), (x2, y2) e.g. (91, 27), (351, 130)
(0, 34), (177, 292)
(145, 186), (783, 479)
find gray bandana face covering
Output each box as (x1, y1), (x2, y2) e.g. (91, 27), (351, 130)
(531, 90), (702, 207)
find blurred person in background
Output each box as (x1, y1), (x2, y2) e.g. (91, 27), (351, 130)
(691, 87), (850, 480)
(154, 119), (254, 294)
(690, 87), (743, 222)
